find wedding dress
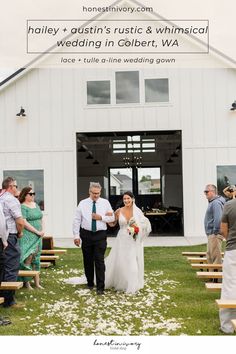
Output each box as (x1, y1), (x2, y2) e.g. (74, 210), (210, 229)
(65, 204), (151, 294)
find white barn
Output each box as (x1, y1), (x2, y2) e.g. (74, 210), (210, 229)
(1, 0), (236, 242)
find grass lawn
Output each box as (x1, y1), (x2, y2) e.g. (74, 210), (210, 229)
(0, 243), (230, 336)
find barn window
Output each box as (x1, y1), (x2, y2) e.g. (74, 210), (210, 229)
(3, 169), (45, 210)
(115, 71), (140, 104)
(87, 80), (110, 104)
(145, 78), (169, 103)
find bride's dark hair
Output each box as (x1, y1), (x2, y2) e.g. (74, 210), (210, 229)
(123, 191), (135, 199)
(115, 191), (135, 208)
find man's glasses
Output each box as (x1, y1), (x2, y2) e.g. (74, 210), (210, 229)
(27, 192), (35, 196)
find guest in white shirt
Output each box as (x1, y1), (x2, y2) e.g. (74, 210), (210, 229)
(0, 203), (8, 249)
(0, 203), (8, 285)
(0, 203), (12, 325)
(73, 182), (114, 295)
(0, 177), (24, 308)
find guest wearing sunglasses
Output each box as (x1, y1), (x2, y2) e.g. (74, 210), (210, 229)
(0, 177), (24, 308)
(18, 187), (45, 289)
(204, 184), (225, 264)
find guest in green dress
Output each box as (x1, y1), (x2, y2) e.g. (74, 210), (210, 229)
(18, 187), (45, 289)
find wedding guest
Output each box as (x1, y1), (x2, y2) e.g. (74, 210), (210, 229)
(0, 177), (24, 308)
(73, 182), (114, 295)
(0, 202), (8, 260)
(0, 203), (11, 325)
(219, 197), (236, 333)
(223, 185), (236, 201)
(204, 184), (225, 264)
(0, 202), (8, 283)
(18, 187), (44, 289)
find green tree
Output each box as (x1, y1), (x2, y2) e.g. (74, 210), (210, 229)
(140, 175), (151, 182)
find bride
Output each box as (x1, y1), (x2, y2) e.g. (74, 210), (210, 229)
(66, 191), (151, 293)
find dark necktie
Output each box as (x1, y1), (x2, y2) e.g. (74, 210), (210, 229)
(91, 201), (97, 232)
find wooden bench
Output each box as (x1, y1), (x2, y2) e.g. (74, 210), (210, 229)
(196, 271), (223, 280)
(187, 257), (208, 263)
(182, 252), (207, 257)
(41, 237), (61, 265)
(0, 297), (4, 304)
(18, 270), (40, 282)
(216, 299), (236, 308)
(191, 263), (222, 270)
(40, 262), (52, 268)
(42, 236), (54, 250)
(205, 283), (222, 292)
(41, 249), (67, 255)
(40, 255), (59, 265)
(40, 255), (59, 261)
(188, 257), (224, 264)
(0, 282), (23, 290)
(182, 251), (224, 257)
(231, 319), (236, 331)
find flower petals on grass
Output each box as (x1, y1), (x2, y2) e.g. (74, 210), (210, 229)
(29, 270), (183, 335)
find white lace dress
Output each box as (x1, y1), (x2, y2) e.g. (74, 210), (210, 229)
(65, 204), (151, 294)
(105, 212), (145, 293)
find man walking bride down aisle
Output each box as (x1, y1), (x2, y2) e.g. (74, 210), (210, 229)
(65, 183), (151, 294)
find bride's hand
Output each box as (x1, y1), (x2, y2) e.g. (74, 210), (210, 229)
(106, 210), (117, 227)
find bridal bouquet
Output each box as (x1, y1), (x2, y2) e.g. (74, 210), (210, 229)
(127, 217), (139, 241)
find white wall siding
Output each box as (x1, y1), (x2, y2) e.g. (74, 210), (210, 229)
(1, 67), (236, 239)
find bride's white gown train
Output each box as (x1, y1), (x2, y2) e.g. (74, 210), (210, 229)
(65, 204), (151, 294)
